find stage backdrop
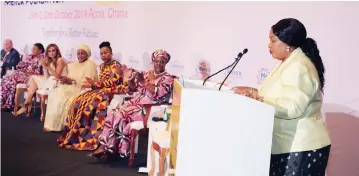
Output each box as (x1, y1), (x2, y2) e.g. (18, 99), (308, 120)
(1, 1), (359, 175)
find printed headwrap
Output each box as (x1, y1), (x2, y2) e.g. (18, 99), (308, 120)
(151, 49), (170, 63)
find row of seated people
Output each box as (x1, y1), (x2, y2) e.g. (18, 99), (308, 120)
(1, 42), (47, 113)
(1, 18), (333, 176)
(1, 41), (175, 163)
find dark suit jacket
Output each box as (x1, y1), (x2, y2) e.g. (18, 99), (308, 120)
(1, 48), (20, 77)
(1, 48), (20, 69)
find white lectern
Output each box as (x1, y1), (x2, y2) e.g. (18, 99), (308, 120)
(169, 79), (275, 176)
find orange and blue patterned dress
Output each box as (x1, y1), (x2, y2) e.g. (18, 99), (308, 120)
(57, 60), (127, 151)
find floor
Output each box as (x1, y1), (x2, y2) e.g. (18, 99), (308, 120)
(1, 110), (148, 176)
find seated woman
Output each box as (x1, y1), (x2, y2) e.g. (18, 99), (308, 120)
(57, 41), (127, 151)
(14, 44), (68, 121)
(89, 49), (174, 159)
(1, 43), (44, 111)
(43, 44), (98, 132)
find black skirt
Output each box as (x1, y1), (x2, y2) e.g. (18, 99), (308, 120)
(269, 145), (330, 176)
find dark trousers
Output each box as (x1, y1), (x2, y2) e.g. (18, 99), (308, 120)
(269, 145), (331, 176)
(1, 67), (8, 78)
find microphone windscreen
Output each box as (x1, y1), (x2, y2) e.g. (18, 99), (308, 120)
(243, 48), (248, 54)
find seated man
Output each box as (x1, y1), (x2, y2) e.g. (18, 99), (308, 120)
(1, 39), (20, 78)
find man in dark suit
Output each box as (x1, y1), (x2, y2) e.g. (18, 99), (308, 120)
(1, 39), (20, 78)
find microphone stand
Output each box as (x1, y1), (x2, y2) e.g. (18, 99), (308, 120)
(203, 53), (242, 86)
(219, 51), (247, 90)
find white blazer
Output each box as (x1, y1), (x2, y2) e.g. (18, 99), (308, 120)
(259, 48), (331, 154)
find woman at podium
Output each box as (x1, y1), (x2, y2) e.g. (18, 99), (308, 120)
(232, 18), (331, 175)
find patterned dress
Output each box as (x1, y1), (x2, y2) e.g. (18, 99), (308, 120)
(98, 71), (174, 157)
(269, 145), (331, 176)
(0, 54), (43, 109)
(57, 60), (127, 151)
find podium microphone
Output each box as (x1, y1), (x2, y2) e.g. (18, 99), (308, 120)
(202, 51), (244, 86)
(218, 48), (248, 90)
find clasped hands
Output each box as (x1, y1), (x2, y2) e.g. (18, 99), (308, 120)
(81, 77), (96, 88)
(123, 65), (156, 87)
(57, 76), (74, 85)
(230, 86), (264, 102)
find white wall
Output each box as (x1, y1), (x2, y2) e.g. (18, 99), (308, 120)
(1, 1), (359, 175)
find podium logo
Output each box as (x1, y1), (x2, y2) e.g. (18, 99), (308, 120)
(195, 61), (211, 73)
(65, 48), (76, 61)
(224, 69), (242, 78)
(170, 60), (184, 72)
(128, 56), (140, 68)
(257, 68), (270, 84)
(194, 61), (211, 81)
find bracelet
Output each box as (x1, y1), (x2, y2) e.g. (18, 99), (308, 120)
(249, 88), (253, 96)
(259, 96), (264, 102)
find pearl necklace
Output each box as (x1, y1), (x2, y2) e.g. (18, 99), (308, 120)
(154, 70), (165, 76)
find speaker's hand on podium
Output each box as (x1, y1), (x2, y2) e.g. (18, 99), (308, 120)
(231, 86), (263, 102)
(231, 86), (254, 96)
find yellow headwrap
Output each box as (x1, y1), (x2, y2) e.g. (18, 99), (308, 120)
(77, 44), (91, 57)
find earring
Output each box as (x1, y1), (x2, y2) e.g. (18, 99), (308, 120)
(286, 46), (290, 52)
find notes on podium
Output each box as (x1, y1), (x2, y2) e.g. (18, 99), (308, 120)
(169, 78), (275, 176)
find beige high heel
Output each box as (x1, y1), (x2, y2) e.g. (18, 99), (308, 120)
(13, 102), (31, 117)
